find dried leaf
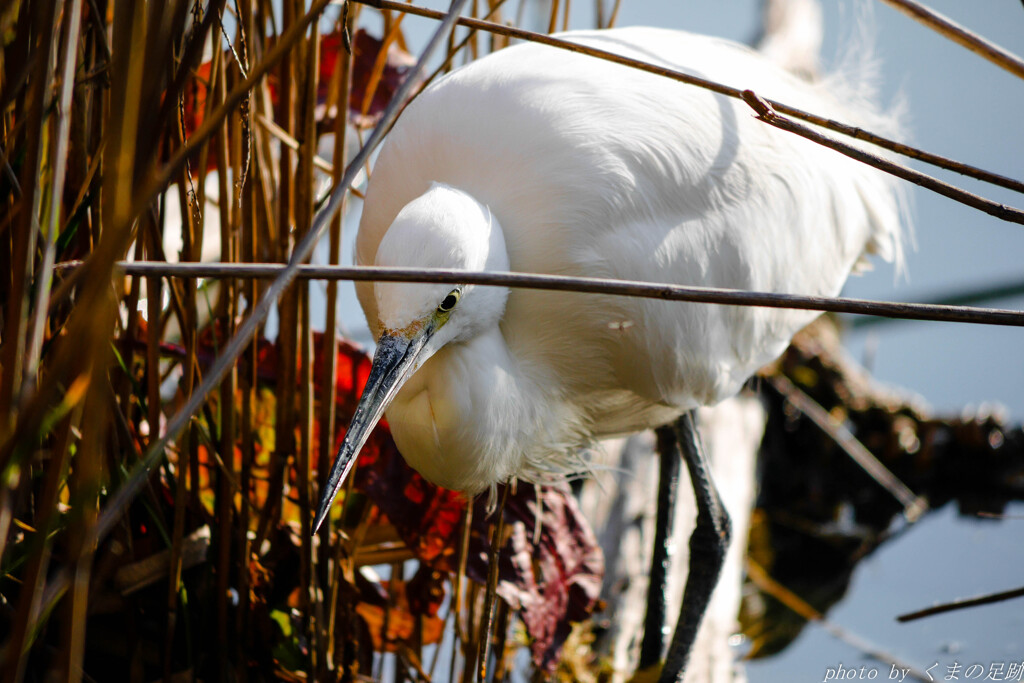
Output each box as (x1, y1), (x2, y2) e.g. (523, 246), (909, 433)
(322, 340), (604, 670)
(346, 29), (418, 128)
(178, 28), (418, 155)
(189, 328), (605, 670)
(355, 577), (445, 651)
(466, 484), (605, 673)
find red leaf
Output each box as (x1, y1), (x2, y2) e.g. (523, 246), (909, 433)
(352, 426), (467, 570)
(465, 484), (604, 673)
(312, 338), (604, 668)
(347, 29), (418, 129)
(175, 28), (418, 177)
(187, 326), (605, 669)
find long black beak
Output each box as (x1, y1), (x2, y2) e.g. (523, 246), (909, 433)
(312, 330), (430, 534)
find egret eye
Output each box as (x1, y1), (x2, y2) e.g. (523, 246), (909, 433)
(437, 289), (461, 313)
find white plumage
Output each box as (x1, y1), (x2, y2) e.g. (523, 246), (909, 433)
(340, 27), (903, 495)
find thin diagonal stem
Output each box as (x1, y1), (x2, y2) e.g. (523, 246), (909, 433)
(24, 0), (84, 402)
(348, 0), (1024, 197)
(877, 0), (1024, 81)
(38, 0), (473, 614)
(770, 374), (927, 521)
(741, 90), (1024, 226)
(897, 584), (1024, 622)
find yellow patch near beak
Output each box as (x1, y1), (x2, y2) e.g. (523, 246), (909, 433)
(383, 318), (426, 340)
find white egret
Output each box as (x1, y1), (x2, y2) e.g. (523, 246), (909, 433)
(314, 26), (903, 681)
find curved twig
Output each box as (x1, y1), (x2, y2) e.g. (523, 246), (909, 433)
(347, 0), (1024, 197)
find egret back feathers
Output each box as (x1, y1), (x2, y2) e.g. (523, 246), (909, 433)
(351, 27), (905, 494)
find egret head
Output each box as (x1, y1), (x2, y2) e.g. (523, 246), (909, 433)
(313, 184), (509, 532)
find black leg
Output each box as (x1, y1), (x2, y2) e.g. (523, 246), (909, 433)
(658, 411), (732, 683)
(639, 426), (682, 669)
